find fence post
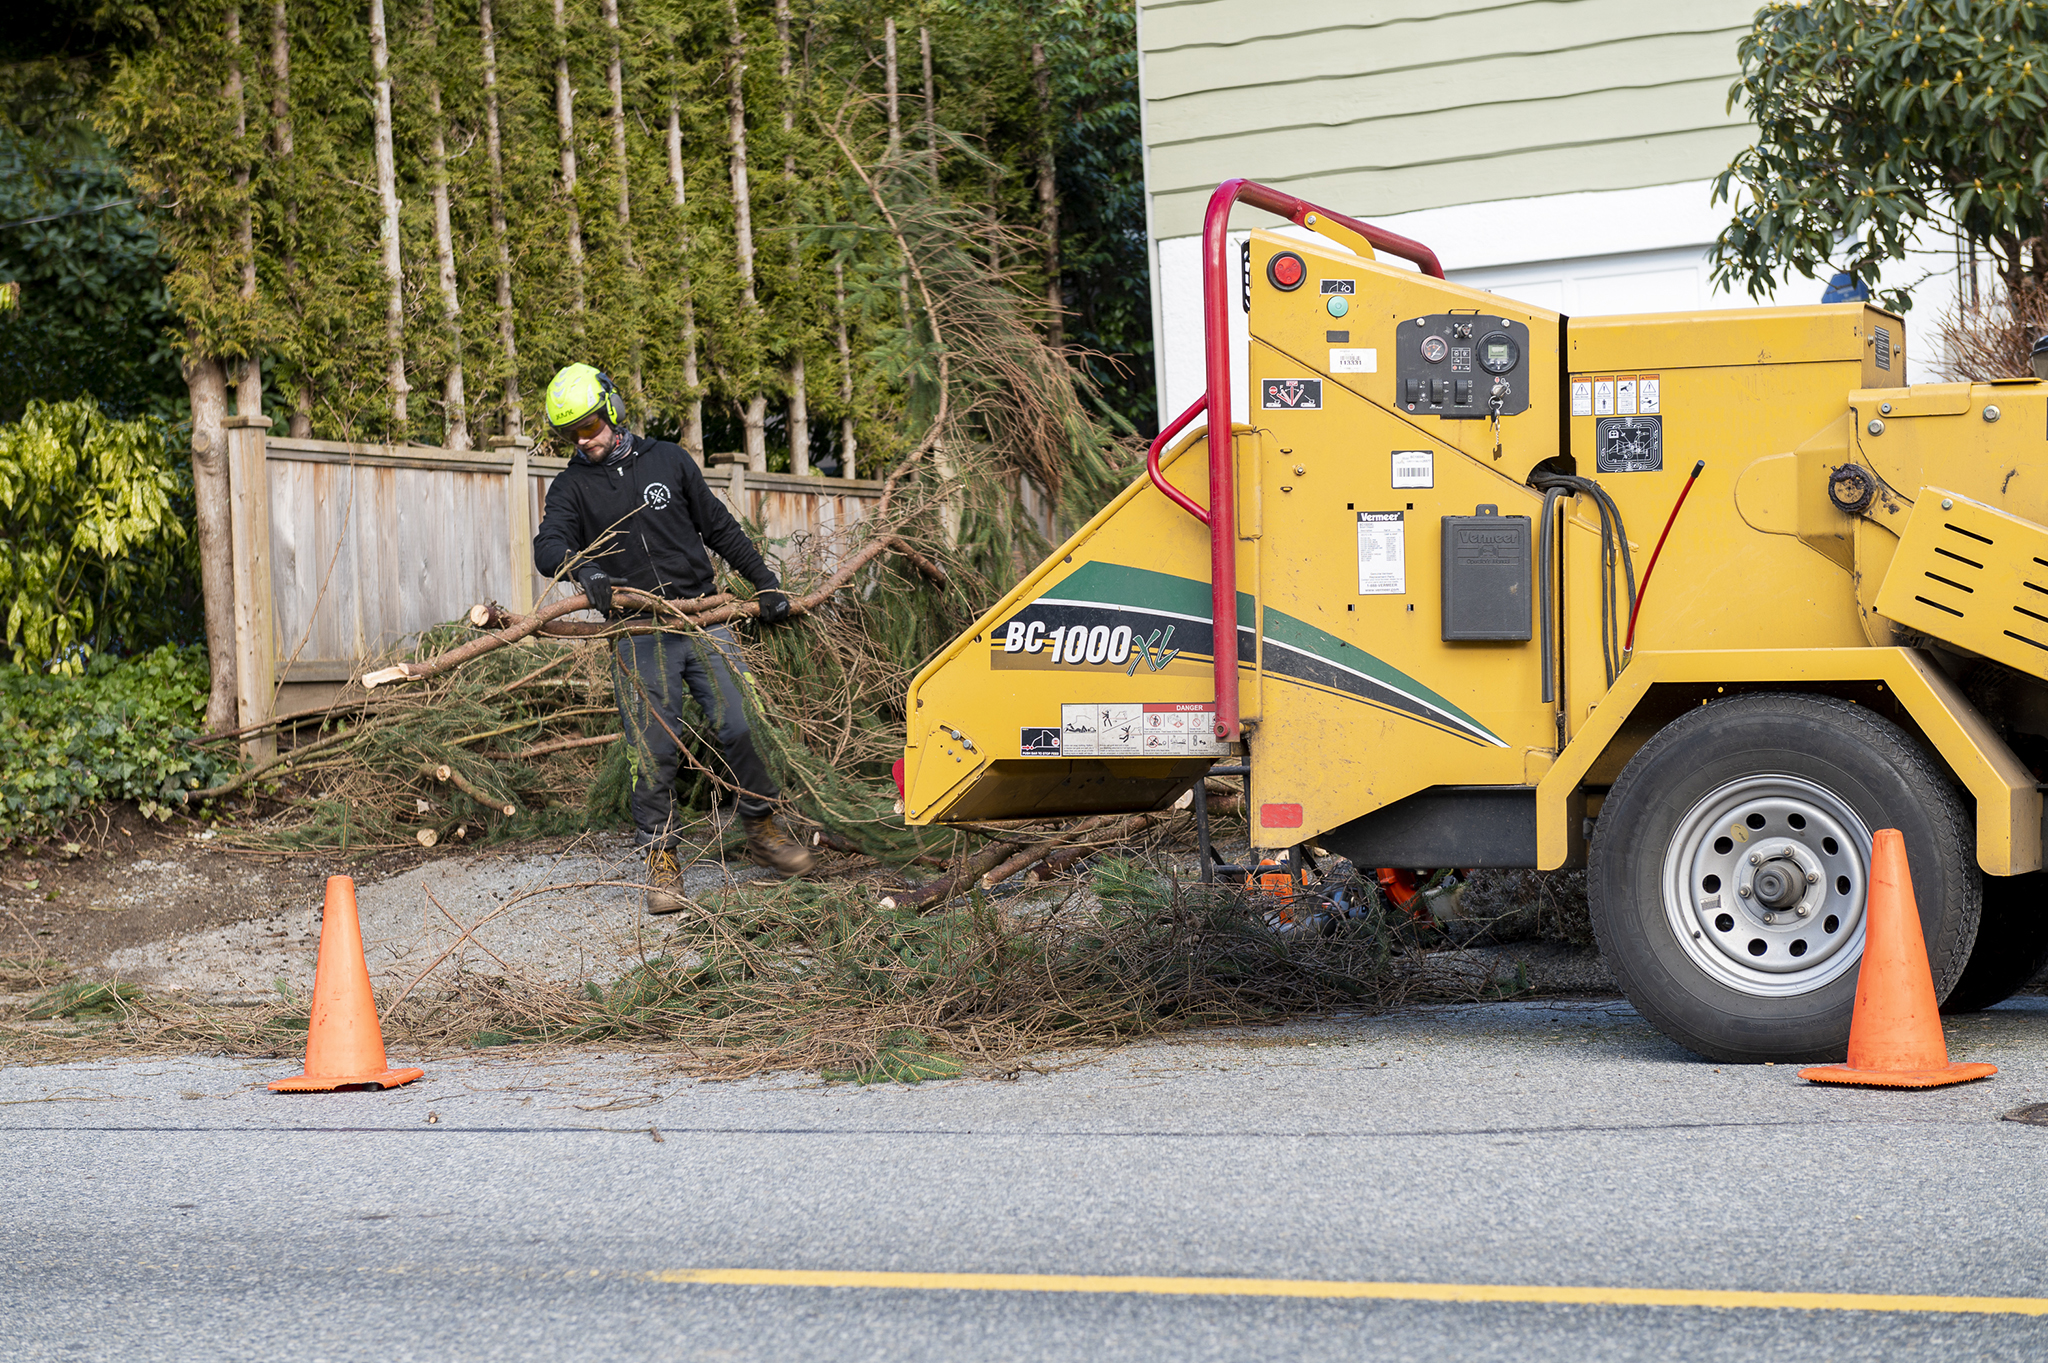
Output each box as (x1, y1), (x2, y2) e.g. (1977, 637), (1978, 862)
(223, 414), (276, 761)
(728, 459), (747, 520)
(490, 435), (535, 612)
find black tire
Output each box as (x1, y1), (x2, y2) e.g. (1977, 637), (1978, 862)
(1590, 692), (1980, 1063)
(1942, 871), (2048, 1012)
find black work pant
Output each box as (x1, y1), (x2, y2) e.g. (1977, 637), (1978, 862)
(612, 626), (778, 845)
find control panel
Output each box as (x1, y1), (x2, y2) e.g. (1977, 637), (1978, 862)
(1394, 314), (1531, 420)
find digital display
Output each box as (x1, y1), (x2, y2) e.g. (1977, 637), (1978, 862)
(1485, 343), (1511, 365)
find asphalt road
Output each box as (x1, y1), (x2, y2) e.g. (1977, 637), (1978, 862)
(6, 997), (2048, 1361)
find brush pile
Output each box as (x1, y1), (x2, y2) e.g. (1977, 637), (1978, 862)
(6, 857), (1552, 1079)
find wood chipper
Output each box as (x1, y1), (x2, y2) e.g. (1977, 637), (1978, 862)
(900, 178), (2048, 1063)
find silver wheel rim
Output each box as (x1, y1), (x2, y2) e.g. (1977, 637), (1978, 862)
(1660, 774), (1871, 997)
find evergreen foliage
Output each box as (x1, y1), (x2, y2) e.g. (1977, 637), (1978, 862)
(1711, 0), (2048, 310)
(0, 399), (199, 669)
(0, 644), (223, 834)
(94, 0), (1156, 455)
(0, 61), (181, 423)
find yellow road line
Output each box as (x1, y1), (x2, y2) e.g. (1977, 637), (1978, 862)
(651, 1268), (2048, 1316)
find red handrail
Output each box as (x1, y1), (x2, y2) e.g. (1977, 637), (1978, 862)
(1173, 179), (1444, 742)
(1144, 393), (1211, 524)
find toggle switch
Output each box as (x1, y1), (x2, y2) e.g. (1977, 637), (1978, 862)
(1454, 378), (1472, 406)
(1430, 378), (1449, 406)
(1405, 378), (1425, 404)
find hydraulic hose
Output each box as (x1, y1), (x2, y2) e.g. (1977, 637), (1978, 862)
(1624, 460), (1707, 655)
(1536, 486), (1568, 705)
(1530, 472), (1636, 688)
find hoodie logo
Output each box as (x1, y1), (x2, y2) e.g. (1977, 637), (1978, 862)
(643, 483), (672, 510)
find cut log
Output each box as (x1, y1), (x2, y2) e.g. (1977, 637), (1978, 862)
(423, 761), (517, 817)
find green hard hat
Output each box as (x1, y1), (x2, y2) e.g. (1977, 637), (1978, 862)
(545, 363), (624, 432)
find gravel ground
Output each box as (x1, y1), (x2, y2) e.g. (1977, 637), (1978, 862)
(99, 831), (782, 1002)
(70, 838), (1618, 1007)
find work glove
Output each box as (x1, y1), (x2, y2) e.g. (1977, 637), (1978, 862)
(756, 588), (793, 625)
(577, 567), (614, 616)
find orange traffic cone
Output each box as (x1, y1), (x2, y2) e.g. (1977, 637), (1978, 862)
(1799, 829), (1994, 1090)
(269, 876), (424, 1093)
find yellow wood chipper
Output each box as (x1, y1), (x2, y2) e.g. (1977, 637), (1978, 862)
(900, 179), (2048, 1063)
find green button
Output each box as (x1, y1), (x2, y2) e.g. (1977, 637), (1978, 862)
(1326, 295), (1350, 318)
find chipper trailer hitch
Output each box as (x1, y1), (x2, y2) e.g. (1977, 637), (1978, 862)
(902, 177), (2048, 1064)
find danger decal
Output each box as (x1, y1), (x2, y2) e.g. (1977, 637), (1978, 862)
(1261, 377), (1323, 410)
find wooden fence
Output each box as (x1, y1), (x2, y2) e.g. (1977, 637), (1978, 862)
(223, 416), (884, 749)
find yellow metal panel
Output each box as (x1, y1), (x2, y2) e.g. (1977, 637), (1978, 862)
(1536, 649), (2040, 875)
(1846, 384), (2048, 529)
(1873, 488), (2048, 681)
(1569, 304), (1891, 375)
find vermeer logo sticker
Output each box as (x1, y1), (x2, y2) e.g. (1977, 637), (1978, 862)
(1261, 378), (1322, 409)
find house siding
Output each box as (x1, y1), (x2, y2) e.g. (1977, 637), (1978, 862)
(1140, 0), (1760, 239)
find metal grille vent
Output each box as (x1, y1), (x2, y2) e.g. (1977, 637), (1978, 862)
(1872, 489), (2048, 680)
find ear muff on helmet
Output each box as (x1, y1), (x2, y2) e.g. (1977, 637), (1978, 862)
(544, 362), (628, 433)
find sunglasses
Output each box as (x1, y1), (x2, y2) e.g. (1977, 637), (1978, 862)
(564, 412), (609, 441)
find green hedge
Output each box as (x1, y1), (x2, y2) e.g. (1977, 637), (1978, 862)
(0, 645), (226, 834)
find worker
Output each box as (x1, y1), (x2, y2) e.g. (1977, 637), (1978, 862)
(532, 363), (814, 912)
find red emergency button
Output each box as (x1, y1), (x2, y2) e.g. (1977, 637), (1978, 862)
(1266, 251), (1306, 292)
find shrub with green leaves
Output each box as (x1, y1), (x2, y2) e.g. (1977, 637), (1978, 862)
(0, 644), (224, 834)
(1712, 0), (2048, 309)
(0, 397), (198, 670)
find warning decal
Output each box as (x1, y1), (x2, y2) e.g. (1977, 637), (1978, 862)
(1261, 377), (1323, 410)
(1576, 374), (1661, 417)
(1058, 702), (1229, 757)
(1021, 727), (1061, 756)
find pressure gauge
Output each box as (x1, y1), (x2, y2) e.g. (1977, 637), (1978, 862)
(1478, 332), (1520, 374)
(1420, 335), (1449, 364)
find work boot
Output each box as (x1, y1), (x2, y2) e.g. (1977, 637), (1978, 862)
(742, 812), (814, 877)
(644, 848), (691, 916)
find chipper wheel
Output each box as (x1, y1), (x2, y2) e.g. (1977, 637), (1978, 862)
(1589, 692), (1980, 1064)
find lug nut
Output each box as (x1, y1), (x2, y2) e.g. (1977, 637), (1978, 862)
(1796, 906), (1812, 918)
(1739, 885), (1752, 898)
(1806, 871), (1819, 884)
(1763, 912), (1777, 924)
(1749, 853), (1762, 866)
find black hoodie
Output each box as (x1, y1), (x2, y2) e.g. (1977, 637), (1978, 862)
(532, 432), (778, 600)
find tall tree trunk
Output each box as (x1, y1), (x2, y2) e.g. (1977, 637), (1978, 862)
(480, 0), (522, 438)
(667, 98), (704, 462)
(1032, 41), (1061, 352)
(602, 0), (644, 423)
(271, 1), (311, 437)
(184, 349), (237, 734)
(834, 256), (855, 478)
(424, 0), (470, 449)
(777, 0), (807, 474)
(369, 0), (409, 432)
(884, 20), (909, 333)
(884, 18), (900, 162)
(228, 7), (263, 418)
(554, 0), (588, 327)
(727, 0), (766, 471)
(921, 25), (936, 177)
